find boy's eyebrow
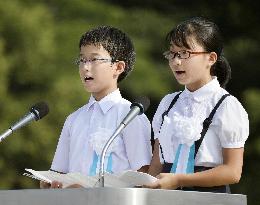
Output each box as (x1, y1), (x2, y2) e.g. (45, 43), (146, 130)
(79, 52), (103, 57)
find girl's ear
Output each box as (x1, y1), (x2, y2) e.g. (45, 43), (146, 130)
(208, 52), (217, 66)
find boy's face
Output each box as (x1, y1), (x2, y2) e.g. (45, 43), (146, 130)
(78, 44), (124, 100)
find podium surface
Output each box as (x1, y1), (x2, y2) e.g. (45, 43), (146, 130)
(0, 187), (246, 205)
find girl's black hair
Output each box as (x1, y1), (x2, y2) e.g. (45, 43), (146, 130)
(166, 17), (231, 88)
(79, 26), (136, 82)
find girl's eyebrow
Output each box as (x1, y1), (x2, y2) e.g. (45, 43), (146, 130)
(169, 47), (179, 52)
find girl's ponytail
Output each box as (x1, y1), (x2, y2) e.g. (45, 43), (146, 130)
(211, 55), (231, 88)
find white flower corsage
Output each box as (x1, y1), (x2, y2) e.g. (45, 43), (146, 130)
(89, 128), (119, 156)
(171, 112), (203, 146)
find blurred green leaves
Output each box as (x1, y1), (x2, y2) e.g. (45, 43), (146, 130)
(0, 1), (259, 204)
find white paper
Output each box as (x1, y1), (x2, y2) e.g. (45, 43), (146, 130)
(23, 169), (157, 188)
(116, 170), (157, 186)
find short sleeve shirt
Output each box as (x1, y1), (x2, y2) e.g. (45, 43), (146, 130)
(152, 78), (249, 167)
(51, 89), (152, 174)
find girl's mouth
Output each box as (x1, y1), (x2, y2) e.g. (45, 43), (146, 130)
(175, 71), (185, 75)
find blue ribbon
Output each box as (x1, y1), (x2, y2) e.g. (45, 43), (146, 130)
(89, 152), (113, 176)
(89, 151), (99, 176)
(170, 143), (195, 174)
(186, 143), (195, 173)
(170, 144), (182, 173)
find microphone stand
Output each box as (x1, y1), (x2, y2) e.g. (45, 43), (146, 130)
(98, 123), (125, 187)
(98, 104), (143, 187)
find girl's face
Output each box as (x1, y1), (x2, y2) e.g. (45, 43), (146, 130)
(168, 39), (216, 91)
(78, 44), (124, 101)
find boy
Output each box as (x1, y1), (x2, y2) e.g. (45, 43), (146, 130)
(41, 26), (151, 188)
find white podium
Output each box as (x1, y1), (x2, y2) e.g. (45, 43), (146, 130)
(0, 187), (247, 205)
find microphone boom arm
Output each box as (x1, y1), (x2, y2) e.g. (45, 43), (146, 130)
(98, 105), (142, 187)
(0, 129), (12, 142)
(0, 112), (36, 142)
(0, 102), (48, 143)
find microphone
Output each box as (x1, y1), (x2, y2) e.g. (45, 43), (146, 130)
(121, 96), (150, 127)
(0, 102), (49, 142)
(98, 96), (150, 187)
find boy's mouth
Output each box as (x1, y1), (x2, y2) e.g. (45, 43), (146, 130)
(84, 76), (94, 82)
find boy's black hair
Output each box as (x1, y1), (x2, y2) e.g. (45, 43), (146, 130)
(166, 17), (231, 88)
(79, 26), (136, 82)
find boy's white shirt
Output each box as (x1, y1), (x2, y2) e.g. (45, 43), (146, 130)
(153, 77), (249, 168)
(51, 89), (152, 175)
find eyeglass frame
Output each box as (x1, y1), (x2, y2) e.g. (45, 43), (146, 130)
(163, 50), (209, 60)
(75, 57), (119, 66)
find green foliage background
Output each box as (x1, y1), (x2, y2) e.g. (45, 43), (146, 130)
(0, 0), (259, 204)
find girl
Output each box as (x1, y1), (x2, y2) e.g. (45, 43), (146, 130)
(146, 17), (249, 193)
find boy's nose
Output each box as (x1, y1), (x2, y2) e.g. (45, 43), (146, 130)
(169, 57), (182, 66)
(81, 63), (91, 71)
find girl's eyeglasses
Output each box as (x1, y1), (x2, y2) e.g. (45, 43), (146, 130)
(163, 50), (209, 60)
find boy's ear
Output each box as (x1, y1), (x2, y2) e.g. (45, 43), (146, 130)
(115, 61), (125, 75)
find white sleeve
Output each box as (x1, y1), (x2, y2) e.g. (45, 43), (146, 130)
(122, 114), (152, 170)
(216, 96), (249, 148)
(50, 115), (72, 173)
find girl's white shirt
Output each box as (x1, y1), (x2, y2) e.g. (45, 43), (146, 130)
(51, 89), (152, 175)
(153, 77), (249, 167)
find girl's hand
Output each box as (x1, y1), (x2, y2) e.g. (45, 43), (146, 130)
(143, 173), (180, 190)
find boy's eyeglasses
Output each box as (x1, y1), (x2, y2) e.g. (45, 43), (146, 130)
(163, 50), (209, 60)
(75, 57), (118, 66)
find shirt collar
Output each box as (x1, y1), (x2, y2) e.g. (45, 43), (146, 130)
(180, 77), (221, 102)
(85, 89), (122, 114)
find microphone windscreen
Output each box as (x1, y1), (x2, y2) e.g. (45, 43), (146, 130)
(132, 96), (150, 114)
(30, 101), (49, 120)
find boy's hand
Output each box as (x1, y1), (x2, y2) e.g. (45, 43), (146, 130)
(50, 180), (63, 188)
(39, 180), (63, 189)
(40, 181), (51, 189)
